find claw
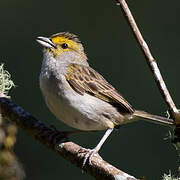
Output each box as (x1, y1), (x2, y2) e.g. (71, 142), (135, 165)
(78, 129), (114, 167)
(78, 148), (100, 167)
(83, 149), (98, 166)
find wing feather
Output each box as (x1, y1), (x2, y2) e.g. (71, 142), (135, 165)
(65, 64), (134, 113)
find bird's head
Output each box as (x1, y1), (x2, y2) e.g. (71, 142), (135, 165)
(37, 32), (87, 64)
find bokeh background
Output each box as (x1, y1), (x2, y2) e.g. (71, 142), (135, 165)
(0, 0), (180, 179)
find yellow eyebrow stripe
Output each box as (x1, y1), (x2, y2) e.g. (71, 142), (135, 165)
(51, 36), (68, 43)
(51, 36), (80, 51)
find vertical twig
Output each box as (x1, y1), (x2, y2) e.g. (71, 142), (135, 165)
(116, 0), (180, 122)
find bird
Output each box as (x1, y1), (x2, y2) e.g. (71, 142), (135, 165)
(36, 32), (174, 165)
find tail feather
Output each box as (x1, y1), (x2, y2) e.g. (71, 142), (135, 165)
(134, 110), (174, 126)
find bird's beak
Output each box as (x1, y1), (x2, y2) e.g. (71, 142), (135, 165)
(36, 36), (56, 48)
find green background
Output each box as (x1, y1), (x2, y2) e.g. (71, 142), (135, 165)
(0, 0), (179, 179)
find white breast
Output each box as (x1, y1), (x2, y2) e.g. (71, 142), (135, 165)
(39, 73), (124, 131)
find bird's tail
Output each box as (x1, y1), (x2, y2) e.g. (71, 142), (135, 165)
(133, 110), (174, 126)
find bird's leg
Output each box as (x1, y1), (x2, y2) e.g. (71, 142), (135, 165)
(81, 128), (114, 166)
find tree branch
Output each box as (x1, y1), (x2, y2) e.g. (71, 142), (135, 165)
(0, 95), (138, 180)
(116, 0), (180, 122)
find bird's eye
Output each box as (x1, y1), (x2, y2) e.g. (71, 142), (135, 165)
(61, 43), (68, 49)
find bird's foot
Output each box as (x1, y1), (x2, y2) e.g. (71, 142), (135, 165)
(78, 148), (101, 167)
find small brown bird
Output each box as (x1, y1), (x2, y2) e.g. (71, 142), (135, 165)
(37, 32), (174, 165)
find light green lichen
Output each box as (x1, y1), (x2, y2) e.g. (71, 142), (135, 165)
(163, 129), (180, 180)
(0, 64), (14, 95)
(163, 172), (180, 180)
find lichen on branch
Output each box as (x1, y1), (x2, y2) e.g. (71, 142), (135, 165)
(0, 64), (15, 95)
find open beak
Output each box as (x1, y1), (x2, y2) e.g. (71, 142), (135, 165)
(36, 36), (56, 48)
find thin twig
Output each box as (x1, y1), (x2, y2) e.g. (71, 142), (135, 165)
(116, 0), (180, 122)
(0, 95), (138, 180)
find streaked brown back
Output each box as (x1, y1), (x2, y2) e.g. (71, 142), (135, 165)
(65, 64), (134, 114)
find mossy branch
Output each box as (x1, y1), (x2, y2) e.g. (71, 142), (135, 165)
(0, 64), (25, 180)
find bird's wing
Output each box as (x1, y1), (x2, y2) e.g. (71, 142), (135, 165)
(65, 64), (134, 113)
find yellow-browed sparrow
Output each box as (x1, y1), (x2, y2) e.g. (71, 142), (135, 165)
(37, 32), (174, 165)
